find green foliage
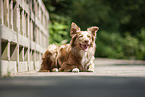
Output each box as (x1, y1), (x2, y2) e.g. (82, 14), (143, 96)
(136, 28), (145, 59)
(96, 31), (124, 59)
(96, 30), (145, 60)
(122, 33), (139, 59)
(49, 21), (70, 45)
(43, 0), (72, 45)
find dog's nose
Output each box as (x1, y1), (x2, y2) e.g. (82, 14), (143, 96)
(84, 40), (89, 43)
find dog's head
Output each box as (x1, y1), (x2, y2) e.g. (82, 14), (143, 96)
(70, 22), (99, 51)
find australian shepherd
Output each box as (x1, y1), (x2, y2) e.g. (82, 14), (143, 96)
(39, 22), (99, 72)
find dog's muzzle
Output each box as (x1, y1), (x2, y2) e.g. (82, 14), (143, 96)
(80, 43), (90, 51)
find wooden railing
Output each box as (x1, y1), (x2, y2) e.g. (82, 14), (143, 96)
(0, 0), (49, 76)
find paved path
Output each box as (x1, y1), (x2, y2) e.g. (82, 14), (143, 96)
(13, 58), (145, 77)
(0, 58), (145, 97)
(94, 58), (145, 77)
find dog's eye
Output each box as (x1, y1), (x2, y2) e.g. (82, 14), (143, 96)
(79, 35), (83, 37)
(87, 35), (91, 38)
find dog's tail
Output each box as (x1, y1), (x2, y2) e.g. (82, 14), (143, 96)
(39, 44), (58, 72)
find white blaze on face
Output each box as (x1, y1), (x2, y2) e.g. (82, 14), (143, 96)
(78, 31), (91, 51)
(80, 31), (90, 43)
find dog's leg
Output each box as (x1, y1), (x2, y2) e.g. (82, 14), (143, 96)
(87, 63), (94, 72)
(60, 62), (77, 72)
(87, 57), (95, 72)
(39, 58), (51, 72)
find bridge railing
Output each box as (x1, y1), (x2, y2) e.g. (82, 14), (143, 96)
(0, 0), (49, 76)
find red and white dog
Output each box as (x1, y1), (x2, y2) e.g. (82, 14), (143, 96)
(40, 22), (99, 72)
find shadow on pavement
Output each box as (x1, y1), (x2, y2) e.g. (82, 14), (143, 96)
(0, 76), (145, 97)
(113, 64), (145, 66)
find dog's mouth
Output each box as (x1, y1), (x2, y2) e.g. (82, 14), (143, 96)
(80, 43), (90, 51)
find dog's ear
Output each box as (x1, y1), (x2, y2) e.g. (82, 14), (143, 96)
(87, 27), (99, 42)
(70, 22), (80, 37)
(87, 26), (99, 37)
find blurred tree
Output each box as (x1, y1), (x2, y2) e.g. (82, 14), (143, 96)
(43, 0), (72, 44)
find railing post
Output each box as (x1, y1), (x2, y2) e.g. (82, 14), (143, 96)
(0, 0), (4, 24)
(4, 0), (9, 27)
(9, 0), (13, 30)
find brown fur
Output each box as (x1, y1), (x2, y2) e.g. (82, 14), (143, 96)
(39, 44), (58, 72)
(40, 22), (99, 72)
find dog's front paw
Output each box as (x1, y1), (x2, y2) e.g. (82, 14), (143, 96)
(87, 68), (94, 72)
(52, 68), (59, 72)
(87, 64), (94, 72)
(72, 68), (79, 73)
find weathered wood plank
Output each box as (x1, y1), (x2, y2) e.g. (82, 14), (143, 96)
(35, 16), (49, 36)
(4, 0), (9, 27)
(28, 49), (34, 71)
(0, 24), (31, 48)
(18, 61), (28, 72)
(20, 10), (23, 35)
(37, 0), (49, 20)
(13, 2), (18, 32)
(7, 61), (17, 74)
(9, 0), (13, 30)
(30, 11), (35, 21)
(28, 61), (34, 71)
(18, 33), (29, 47)
(1, 60), (8, 76)
(1, 60), (17, 75)
(16, 0), (29, 14)
(23, 13), (26, 36)
(30, 20), (33, 41)
(35, 60), (41, 71)
(26, 14), (29, 38)
(38, 5), (41, 21)
(39, 30), (42, 46)
(1, 24), (17, 43)
(17, 4), (20, 33)
(0, 0), (4, 24)
(33, 50), (36, 70)
(34, 0), (38, 17)
(23, 0), (29, 14)
(30, 41), (36, 50)
(28, 0), (32, 10)
(8, 42), (10, 61)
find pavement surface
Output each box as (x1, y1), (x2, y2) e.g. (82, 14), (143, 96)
(13, 58), (145, 77)
(0, 58), (145, 97)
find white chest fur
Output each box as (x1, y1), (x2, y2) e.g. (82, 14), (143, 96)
(79, 50), (89, 66)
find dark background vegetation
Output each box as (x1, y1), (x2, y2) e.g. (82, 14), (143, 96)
(43, 0), (145, 60)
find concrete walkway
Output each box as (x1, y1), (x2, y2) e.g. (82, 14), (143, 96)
(13, 58), (145, 77)
(0, 58), (145, 97)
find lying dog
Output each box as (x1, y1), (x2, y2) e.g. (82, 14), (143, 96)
(39, 22), (99, 72)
